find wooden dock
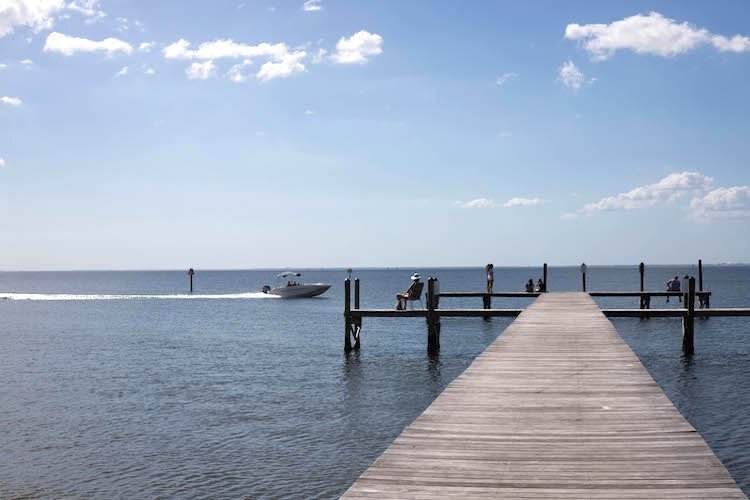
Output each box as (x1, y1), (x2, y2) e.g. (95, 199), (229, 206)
(343, 293), (745, 499)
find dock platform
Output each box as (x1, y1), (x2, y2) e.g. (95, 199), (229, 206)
(343, 292), (744, 499)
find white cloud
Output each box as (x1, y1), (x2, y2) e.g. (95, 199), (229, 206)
(457, 198), (496, 209)
(226, 59), (252, 83)
(690, 186), (750, 220)
(558, 60), (584, 90)
(305, 109), (315, 115)
(331, 30), (383, 64)
(114, 65), (128, 77)
(186, 60), (216, 80)
(144, 66), (155, 75)
(163, 38), (288, 61)
(0, 63), (6, 70)
(67, 0), (105, 23)
(565, 12), (750, 61)
(44, 32), (133, 56)
(303, 0), (322, 12)
(256, 50), (305, 81)
(576, 172), (713, 216)
(0, 157), (5, 167)
(504, 197), (541, 207)
(0, 96), (23, 106)
(311, 47), (327, 64)
(0, 0), (64, 38)
(138, 41), (154, 53)
(496, 72), (518, 86)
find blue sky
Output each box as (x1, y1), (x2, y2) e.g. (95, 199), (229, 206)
(1, 0), (749, 270)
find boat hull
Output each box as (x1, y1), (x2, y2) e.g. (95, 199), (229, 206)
(266, 283), (331, 298)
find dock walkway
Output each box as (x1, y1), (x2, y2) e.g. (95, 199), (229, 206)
(344, 292), (744, 499)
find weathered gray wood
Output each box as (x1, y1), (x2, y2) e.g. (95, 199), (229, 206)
(343, 293), (744, 499)
(439, 292), (540, 298)
(590, 291), (711, 298)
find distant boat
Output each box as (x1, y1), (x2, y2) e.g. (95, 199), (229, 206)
(262, 272), (331, 298)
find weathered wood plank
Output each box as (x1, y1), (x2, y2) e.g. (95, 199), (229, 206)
(343, 292), (744, 499)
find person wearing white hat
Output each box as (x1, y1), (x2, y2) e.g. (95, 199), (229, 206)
(396, 273), (422, 310)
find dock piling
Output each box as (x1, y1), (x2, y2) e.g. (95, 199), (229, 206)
(427, 277), (441, 354)
(682, 277), (696, 356)
(353, 278), (361, 350)
(543, 263), (548, 291)
(188, 268), (195, 292)
(344, 279), (352, 352)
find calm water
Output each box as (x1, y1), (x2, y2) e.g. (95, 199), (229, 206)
(1, 266), (749, 498)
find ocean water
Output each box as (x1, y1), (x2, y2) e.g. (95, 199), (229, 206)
(1, 266), (749, 498)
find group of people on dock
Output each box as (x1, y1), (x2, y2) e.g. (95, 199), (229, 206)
(486, 264), (545, 293)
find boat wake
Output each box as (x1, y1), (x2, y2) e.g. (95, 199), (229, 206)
(0, 292), (277, 301)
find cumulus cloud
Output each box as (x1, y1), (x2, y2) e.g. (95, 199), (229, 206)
(496, 72), (518, 86)
(569, 172), (713, 218)
(185, 60), (216, 80)
(67, 0), (105, 23)
(303, 0), (322, 12)
(143, 66), (155, 75)
(331, 30), (383, 64)
(0, 157), (5, 167)
(138, 41), (154, 52)
(20, 58), (33, 66)
(565, 12), (750, 61)
(0, 96), (23, 106)
(558, 60), (585, 90)
(690, 186), (750, 220)
(0, 63), (6, 70)
(44, 32), (133, 56)
(163, 38), (288, 61)
(226, 59), (252, 83)
(256, 50), (306, 81)
(0, 0), (64, 38)
(504, 197), (542, 207)
(164, 38), (308, 81)
(457, 198), (496, 209)
(114, 65), (128, 77)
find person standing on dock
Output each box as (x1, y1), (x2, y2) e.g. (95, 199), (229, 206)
(486, 264), (494, 293)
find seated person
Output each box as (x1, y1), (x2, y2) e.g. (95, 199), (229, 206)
(666, 275), (680, 302)
(525, 279), (534, 293)
(536, 278), (546, 293)
(396, 273), (422, 310)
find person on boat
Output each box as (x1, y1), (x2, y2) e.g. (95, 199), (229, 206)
(666, 275), (681, 303)
(486, 264), (494, 293)
(396, 273), (422, 310)
(525, 279), (534, 293)
(536, 278), (546, 293)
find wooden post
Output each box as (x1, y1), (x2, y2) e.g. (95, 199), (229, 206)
(344, 278), (352, 352)
(543, 263), (548, 292)
(639, 262), (644, 292)
(582, 272), (586, 292)
(188, 268), (195, 292)
(682, 277), (695, 356)
(353, 278), (361, 350)
(698, 259), (703, 291)
(427, 278), (440, 354)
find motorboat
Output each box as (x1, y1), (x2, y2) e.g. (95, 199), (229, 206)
(262, 272), (331, 298)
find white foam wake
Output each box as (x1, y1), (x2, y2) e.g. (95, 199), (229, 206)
(0, 292), (277, 301)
